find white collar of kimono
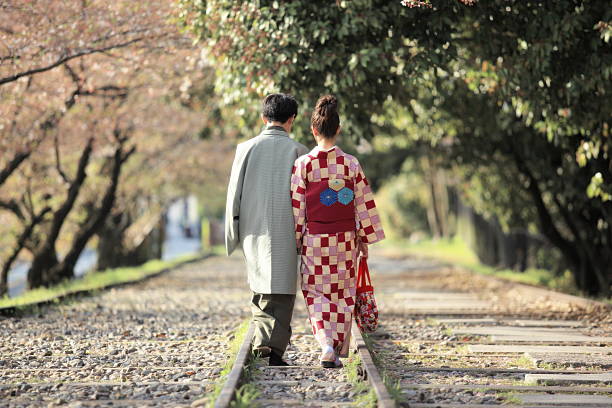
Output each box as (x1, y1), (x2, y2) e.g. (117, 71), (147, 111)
(313, 145), (338, 153)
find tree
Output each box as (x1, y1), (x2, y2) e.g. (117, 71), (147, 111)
(181, 0), (611, 295)
(178, 0), (461, 141)
(0, 1), (235, 295)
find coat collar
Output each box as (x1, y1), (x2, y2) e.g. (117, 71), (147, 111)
(261, 125), (289, 137)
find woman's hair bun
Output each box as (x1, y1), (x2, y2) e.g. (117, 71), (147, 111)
(316, 95), (338, 116)
(311, 95), (340, 139)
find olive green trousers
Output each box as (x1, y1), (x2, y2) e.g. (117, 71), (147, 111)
(250, 293), (296, 356)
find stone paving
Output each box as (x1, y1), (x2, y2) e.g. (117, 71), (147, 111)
(0, 255), (251, 408)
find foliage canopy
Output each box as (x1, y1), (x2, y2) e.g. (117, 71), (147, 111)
(181, 0), (611, 295)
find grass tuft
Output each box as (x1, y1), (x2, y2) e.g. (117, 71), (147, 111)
(353, 388), (377, 407)
(231, 383), (260, 408)
(344, 352), (376, 407)
(497, 391), (522, 404)
(382, 375), (404, 403)
(358, 332), (408, 407)
(0, 251), (217, 309)
(508, 355), (536, 369)
(231, 350), (261, 407)
(204, 320), (254, 408)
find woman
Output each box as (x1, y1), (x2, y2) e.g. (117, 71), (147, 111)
(291, 95), (385, 368)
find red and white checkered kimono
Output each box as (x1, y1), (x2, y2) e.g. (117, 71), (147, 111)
(291, 146), (385, 357)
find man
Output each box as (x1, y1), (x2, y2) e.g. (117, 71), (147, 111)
(225, 94), (308, 366)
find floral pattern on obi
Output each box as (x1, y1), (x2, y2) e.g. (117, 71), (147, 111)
(329, 179), (345, 191)
(320, 180), (354, 207)
(320, 188), (338, 206)
(337, 187), (354, 205)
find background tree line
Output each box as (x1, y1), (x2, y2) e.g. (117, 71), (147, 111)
(179, 0), (611, 296)
(0, 1), (234, 296)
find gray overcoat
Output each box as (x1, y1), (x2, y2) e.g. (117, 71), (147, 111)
(225, 126), (308, 294)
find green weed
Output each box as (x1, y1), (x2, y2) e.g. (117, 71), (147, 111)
(204, 320), (252, 408)
(361, 333), (409, 407)
(231, 383), (260, 408)
(383, 375), (404, 403)
(508, 355), (536, 369)
(497, 391), (521, 404)
(344, 352), (375, 407)
(0, 253), (206, 309)
(353, 388), (377, 407)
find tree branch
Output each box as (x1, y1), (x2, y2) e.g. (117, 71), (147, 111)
(0, 198), (24, 220)
(0, 37), (148, 85)
(0, 150), (30, 187)
(54, 134), (71, 184)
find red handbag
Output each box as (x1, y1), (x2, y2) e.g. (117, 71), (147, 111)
(355, 257), (379, 333)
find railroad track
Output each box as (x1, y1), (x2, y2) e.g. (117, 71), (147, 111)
(215, 252), (611, 408)
(214, 306), (394, 408)
(1, 252), (610, 407)
(366, 253), (611, 408)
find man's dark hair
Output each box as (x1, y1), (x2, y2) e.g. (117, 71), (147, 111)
(262, 93), (298, 123)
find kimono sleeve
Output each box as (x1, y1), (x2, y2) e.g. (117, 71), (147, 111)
(224, 143), (249, 255)
(354, 163), (385, 244)
(290, 158), (307, 250)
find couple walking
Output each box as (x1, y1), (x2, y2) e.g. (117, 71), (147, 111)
(225, 93), (384, 368)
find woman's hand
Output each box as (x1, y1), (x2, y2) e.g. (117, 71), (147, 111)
(358, 239), (368, 259)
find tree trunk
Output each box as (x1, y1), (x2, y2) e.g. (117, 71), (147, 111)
(470, 211), (497, 266)
(0, 207), (51, 296)
(27, 244), (60, 288)
(592, 257), (611, 298)
(425, 198), (441, 238)
(27, 138), (94, 289)
(97, 218), (165, 270)
(494, 220), (516, 270)
(515, 231), (528, 271)
(49, 143), (135, 281)
(434, 169), (450, 238)
(96, 212), (131, 270)
(510, 143), (611, 296)
(423, 156), (444, 238)
(572, 246), (611, 297)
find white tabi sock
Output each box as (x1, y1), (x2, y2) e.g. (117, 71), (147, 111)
(321, 345), (335, 360)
